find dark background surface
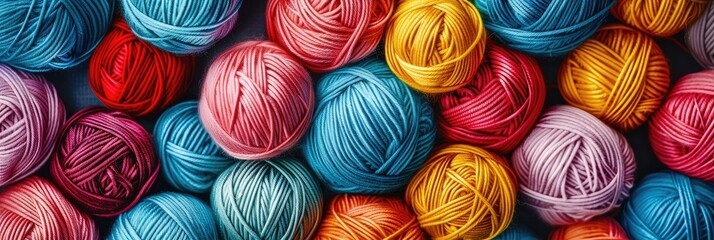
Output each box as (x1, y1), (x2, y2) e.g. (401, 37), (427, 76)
(35, 0), (704, 238)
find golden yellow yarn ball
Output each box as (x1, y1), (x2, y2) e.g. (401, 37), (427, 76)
(611, 0), (709, 37)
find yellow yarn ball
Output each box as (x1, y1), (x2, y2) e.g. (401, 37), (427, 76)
(612, 0), (709, 37)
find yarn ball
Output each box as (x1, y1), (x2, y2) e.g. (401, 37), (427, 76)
(199, 40), (313, 160)
(512, 105), (636, 225)
(473, 0), (614, 57)
(559, 24), (670, 132)
(438, 43), (545, 154)
(612, 0), (709, 37)
(549, 218), (628, 240)
(50, 107), (159, 217)
(0, 65), (65, 187)
(211, 158), (323, 240)
(109, 192), (218, 240)
(385, 0), (486, 93)
(0, 176), (97, 239)
(121, 0), (242, 54)
(649, 70), (714, 181)
(0, 0), (114, 72)
(154, 101), (234, 193)
(687, 1), (714, 69)
(266, 0), (393, 72)
(406, 144), (517, 240)
(494, 223), (538, 240)
(315, 194), (424, 240)
(621, 171), (714, 239)
(303, 59), (436, 194)
(89, 19), (195, 117)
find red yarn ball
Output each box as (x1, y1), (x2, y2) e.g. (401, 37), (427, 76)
(89, 19), (194, 117)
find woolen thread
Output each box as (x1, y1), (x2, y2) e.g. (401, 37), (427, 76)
(89, 19), (195, 117)
(154, 101), (234, 194)
(549, 218), (628, 240)
(303, 59), (436, 194)
(559, 24), (670, 132)
(385, 0), (487, 93)
(211, 158), (323, 240)
(266, 0), (394, 72)
(50, 107), (159, 217)
(621, 171), (714, 239)
(612, 0), (709, 37)
(512, 105), (636, 225)
(406, 144), (517, 240)
(438, 43), (546, 154)
(199, 41), (314, 160)
(0, 65), (65, 187)
(687, 1), (714, 69)
(474, 0), (615, 57)
(494, 223), (538, 240)
(0, 176), (97, 240)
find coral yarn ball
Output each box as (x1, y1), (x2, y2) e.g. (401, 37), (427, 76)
(559, 24), (670, 132)
(549, 218), (628, 240)
(266, 0), (394, 72)
(199, 41), (313, 160)
(612, 0), (709, 37)
(687, 2), (714, 69)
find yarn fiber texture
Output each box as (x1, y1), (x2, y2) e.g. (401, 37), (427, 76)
(385, 0), (487, 93)
(303, 59), (436, 194)
(211, 158), (323, 240)
(121, 0), (242, 54)
(406, 144), (517, 240)
(612, 0), (709, 37)
(549, 218), (628, 240)
(50, 107), (159, 217)
(0, 65), (65, 187)
(199, 40), (313, 160)
(559, 24), (670, 132)
(438, 43), (545, 154)
(473, 0), (614, 57)
(109, 192), (218, 240)
(494, 223), (538, 240)
(266, 0), (393, 72)
(89, 19), (195, 117)
(512, 105), (636, 226)
(0, 176), (97, 240)
(687, 1), (714, 69)
(621, 171), (714, 239)
(0, 0), (113, 72)
(154, 101), (233, 194)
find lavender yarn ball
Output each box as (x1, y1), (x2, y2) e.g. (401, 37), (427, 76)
(687, 1), (714, 69)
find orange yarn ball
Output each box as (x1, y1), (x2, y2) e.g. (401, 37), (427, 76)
(550, 218), (629, 240)
(611, 0), (709, 37)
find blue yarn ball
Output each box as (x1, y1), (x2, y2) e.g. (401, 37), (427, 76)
(0, 0), (113, 72)
(154, 101), (234, 193)
(303, 58), (436, 194)
(494, 223), (539, 240)
(108, 192), (218, 240)
(121, 0), (242, 54)
(621, 171), (714, 239)
(473, 0), (614, 57)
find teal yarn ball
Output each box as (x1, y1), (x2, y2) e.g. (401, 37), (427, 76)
(303, 58), (436, 194)
(494, 223), (539, 240)
(108, 192), (218, 240)
(154, 101), (234, 193)
(211, 158), (323, 240)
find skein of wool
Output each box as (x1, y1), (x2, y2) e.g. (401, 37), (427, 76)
(89, 19), (195, 117)
(0, 65), (65, 187)
(558, 24), (670, 132)
(512, 105), (636, 225)
(109, 192), (218, 240)
(550, 218), (628, 240)
(0, 176), (97, 240)
(154, 101), (234, 193)
(438, 43), (545, 154)
(473, 0), (614, 57)
(315, 194), (424, 240)
(612, 0), (709, 37)
(266, 0), (393, 72)
(211, 158), (323, 240)
(0, 0), (113, 72)
(406, 144), (517, 240)
(621, 171), (714, 239)
(121, 0), (242, 54)
(50, 107), (159, 217)
(687, 1), (714, 69)
(199, 41), (313, 160)
(494, 223), (538, 240)
(303, 59), (436, 194)
(649, 70), (714, 181)
(385, 0), (487, 93)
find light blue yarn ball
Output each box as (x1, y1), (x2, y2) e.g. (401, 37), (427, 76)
(303, 58), (436, 194)
(0, 0), (113, 72)
(473, 0), (614, 57)
(154, 101), (234, 194)
(121, 0), (242, 54)
(108, 192), (218, 240)
(494, 223), (539, 240)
